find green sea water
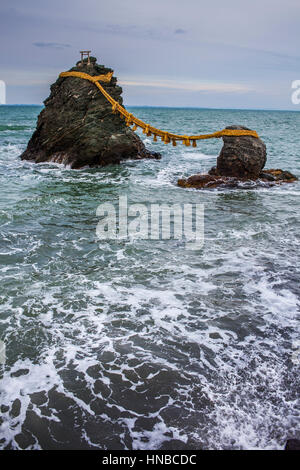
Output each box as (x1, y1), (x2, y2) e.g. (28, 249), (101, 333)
(0, 105), (299, 449)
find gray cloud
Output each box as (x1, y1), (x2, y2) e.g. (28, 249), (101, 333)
(0, 0), (299, 108)
(33, 42), (71, 49)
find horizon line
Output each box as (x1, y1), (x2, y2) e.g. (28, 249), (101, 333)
(1, 104), (299, 113)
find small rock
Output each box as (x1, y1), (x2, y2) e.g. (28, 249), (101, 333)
(178, 129), (297, 190)
(217, 125), (267, 178)
(178, 174), (227, 189)
(259, 169), (298, 183)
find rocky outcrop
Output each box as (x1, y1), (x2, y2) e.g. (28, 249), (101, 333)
(21, 57), (160, 168)
(216, 125), (267, 178)
(178, 124), (297, 189)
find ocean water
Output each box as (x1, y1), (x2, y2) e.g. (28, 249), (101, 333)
(0, 105), (299, 450)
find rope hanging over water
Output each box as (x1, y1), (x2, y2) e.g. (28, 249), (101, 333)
(59, 71), (259, 147)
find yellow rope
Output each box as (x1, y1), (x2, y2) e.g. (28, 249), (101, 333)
(59, 71), (259, 146)
(60, 71), (114, 83)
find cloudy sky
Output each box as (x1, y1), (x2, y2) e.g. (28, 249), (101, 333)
(0, 0), (299, 109)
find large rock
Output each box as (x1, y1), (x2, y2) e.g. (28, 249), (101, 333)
(216, 125), (267, 178)
(21, 57), (160, 168)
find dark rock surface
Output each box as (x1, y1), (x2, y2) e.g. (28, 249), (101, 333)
(178, 169), (298, 190)
(216, 125), (267, 178)
(21, 57), (160, 168)
(285, 439), (300, 450)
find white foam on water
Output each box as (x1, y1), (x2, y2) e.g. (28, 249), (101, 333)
(129, 419), (188, 450)
(181, 151), (217, 161)
(1, 109), (299, 450)
(1, 239), (299, 449)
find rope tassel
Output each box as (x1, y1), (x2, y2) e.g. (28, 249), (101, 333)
(182, 136), (190, 146)
(143, 124), (151, 136)
(163, 133), (170, 144)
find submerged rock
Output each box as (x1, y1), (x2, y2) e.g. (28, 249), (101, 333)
(21, 56), (160, 168)
(178, 168), (298, 190)
(216, 125), (267, 178)
(259, 169), (297, 182)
